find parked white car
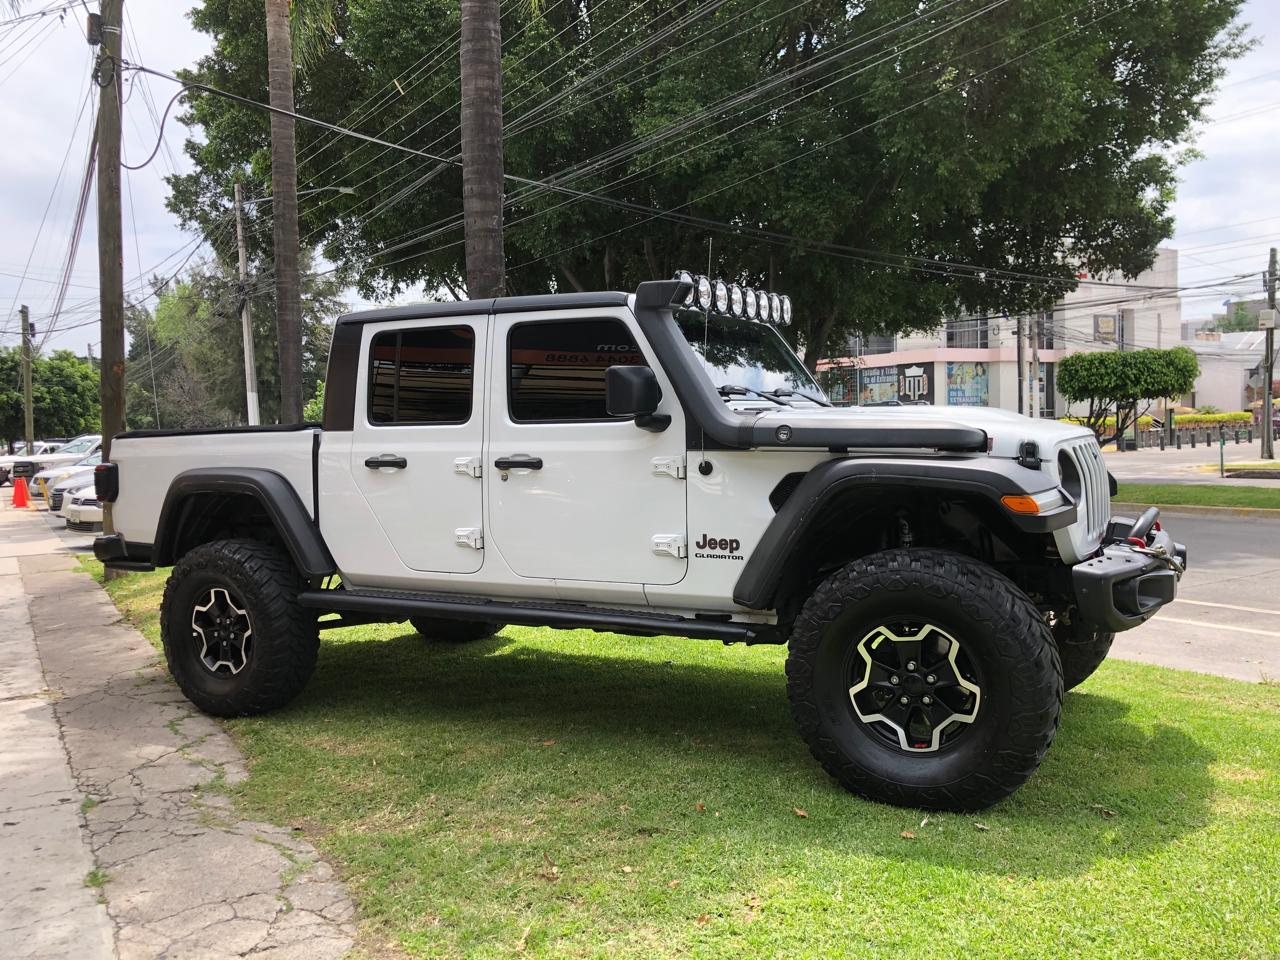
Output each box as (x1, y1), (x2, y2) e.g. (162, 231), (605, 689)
(8, 434), (102, 483)
(0, 440), (63, 486)
(39, 454), (102, 515)
(64, 484), (103, 533)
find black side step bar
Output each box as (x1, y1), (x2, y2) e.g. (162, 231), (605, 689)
(298, 588), (782, 644)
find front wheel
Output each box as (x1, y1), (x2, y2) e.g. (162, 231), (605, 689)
(1053, 619), (1115, 691)
(160, 539), (319, 717)
(786, 549), (1062, 810)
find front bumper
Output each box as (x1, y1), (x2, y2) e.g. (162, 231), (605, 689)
(1072, 512), (1187, 633)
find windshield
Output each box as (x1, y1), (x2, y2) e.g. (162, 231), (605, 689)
(57, 437), (97, 455)
(675, 310), (825, 400)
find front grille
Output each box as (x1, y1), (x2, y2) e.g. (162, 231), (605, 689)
(1062, 437), (1110, 543)
(67, 519), (101, 532)
(49, 491), (64, 511)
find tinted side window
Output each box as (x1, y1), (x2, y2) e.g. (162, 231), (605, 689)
(367, 326), (474, 425)
(508, 319), (647, 422)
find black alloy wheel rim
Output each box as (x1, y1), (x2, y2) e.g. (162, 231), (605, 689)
(190, 586), (253, 676)
(846, 619), (982, 752)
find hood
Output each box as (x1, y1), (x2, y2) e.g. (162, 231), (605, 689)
(733, 403), (1094, 459)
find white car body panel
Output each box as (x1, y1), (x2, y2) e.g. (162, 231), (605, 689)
(109, 431), (316, 546)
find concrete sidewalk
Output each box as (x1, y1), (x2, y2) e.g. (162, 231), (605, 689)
(0, 503), (356, 960)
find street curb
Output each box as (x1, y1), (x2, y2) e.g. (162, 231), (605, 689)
(1111, 501), (1280, 519)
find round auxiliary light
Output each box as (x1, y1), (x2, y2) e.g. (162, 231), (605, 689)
(743, 287), (758, 319)
(713, 279), (729, 314)
(756, 289), (771, 323)
(727, 284), (747, 317)
(695, 275), (713, 311)
(780, 295), (793, 325)
(674, 269), (695, 306)
(769, 293), (783, 324)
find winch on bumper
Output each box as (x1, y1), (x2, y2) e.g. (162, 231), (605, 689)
(1072, 507), (1187, 633)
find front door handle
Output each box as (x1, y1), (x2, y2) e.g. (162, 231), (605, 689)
(364, 454), (408, 470)
(494, 455), (543, 471)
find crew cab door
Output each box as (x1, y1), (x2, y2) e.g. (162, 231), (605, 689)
(485, 309), (688, 585)
(349, 315), (487, 574)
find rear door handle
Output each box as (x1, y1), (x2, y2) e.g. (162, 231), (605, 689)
(494, 456), (543, 471)
(364, 454), (408, 470)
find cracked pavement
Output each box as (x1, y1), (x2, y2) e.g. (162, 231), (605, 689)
(0, 503), (356, 959)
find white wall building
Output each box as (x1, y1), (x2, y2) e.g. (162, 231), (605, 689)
(819, 248), (1183, 417)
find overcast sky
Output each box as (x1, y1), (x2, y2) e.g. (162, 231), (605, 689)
(1, 0), (1277, 357)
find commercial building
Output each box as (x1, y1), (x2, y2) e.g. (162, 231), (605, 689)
(818, 248), (1183, 417)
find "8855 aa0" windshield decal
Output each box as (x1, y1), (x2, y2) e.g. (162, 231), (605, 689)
(694, 533), (744, 561)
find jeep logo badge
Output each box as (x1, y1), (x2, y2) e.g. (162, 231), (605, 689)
(694, 534), (744, 561)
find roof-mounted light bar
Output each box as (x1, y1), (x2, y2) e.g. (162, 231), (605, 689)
(671, 270), (791, 325)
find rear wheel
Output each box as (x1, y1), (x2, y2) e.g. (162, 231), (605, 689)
(786, 549), (1062, 810)
(1053, 619), (1115, 691)
(409, 617), (502, 643)
(161, 539), (318, 717)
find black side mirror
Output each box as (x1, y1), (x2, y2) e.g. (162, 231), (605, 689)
(606, 366), (670, 432)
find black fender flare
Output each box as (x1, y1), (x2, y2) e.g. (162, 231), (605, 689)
(153, 468), (336, 578)
(732, 457), (1076, 610)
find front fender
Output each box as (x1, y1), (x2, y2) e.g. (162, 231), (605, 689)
(732, 456), (1075, 610)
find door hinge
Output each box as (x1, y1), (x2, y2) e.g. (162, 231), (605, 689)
(651, 456), (686, 479)
(454, 527), (484, 549)
(454, 456), (483, 478)
(651, 534), (687, 558)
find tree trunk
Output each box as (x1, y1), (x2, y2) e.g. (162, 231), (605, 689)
(803, 307), (839, 372)
(459, 0), (505, 298)
(265, 0), (303, 423)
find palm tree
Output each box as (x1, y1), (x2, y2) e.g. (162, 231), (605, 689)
(459, 0), (505, 298)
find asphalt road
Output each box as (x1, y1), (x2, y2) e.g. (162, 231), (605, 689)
(1112, 510), (1279, 682)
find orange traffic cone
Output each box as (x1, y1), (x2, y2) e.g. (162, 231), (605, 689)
(12, 477), (29, 508)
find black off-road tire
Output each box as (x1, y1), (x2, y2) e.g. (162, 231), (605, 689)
(1053, 620), (1115, 691)
(160, 539), (319, 717)
(786, 548), (1063, 811)
(409, 617), (502, 643)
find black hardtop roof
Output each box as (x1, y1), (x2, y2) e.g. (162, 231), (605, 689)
(336, 291), (631, 326)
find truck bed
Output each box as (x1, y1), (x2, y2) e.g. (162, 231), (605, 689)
(109, 425), (319, 548)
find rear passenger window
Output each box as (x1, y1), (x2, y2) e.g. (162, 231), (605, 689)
(508, 318), (648, 422)
(368, 326), (474, 425)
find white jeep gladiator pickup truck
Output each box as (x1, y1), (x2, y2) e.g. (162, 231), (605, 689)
(94, 276), (1186, 810)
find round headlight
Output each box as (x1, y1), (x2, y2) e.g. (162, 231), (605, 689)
(743, 287), (757, 319)
(674, 270), (694, 306)
(713, 279), (729, 314)
(729, 284), (745, 317)
(779, 295), (793, 325)
(756, 289), (771, 322)
(769, 293), (782, 324)
(695, 275), (713, 311)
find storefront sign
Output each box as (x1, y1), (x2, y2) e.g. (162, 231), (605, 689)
(947, 362), (989, 406)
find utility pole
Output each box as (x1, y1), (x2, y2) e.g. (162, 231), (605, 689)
(94, 0), (125, 572)
(1263, 247), (1277, 460)
(264, 0), (303, 423)
(1030, 312), (1041, 418)
(20, 305), (34, 452)
(233, 183), (261, 425)
(1016, 314), (1026, 415)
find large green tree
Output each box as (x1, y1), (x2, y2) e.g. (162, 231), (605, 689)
(1058, 346), (1200, 443)
(169, 0), (1247, 366)
(124, 256), (343, 430)
(0, 348), (99, 448)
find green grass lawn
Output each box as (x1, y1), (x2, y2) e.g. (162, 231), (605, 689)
(1115, 482), (1280, 510)
(81, 559), (1280, 960)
